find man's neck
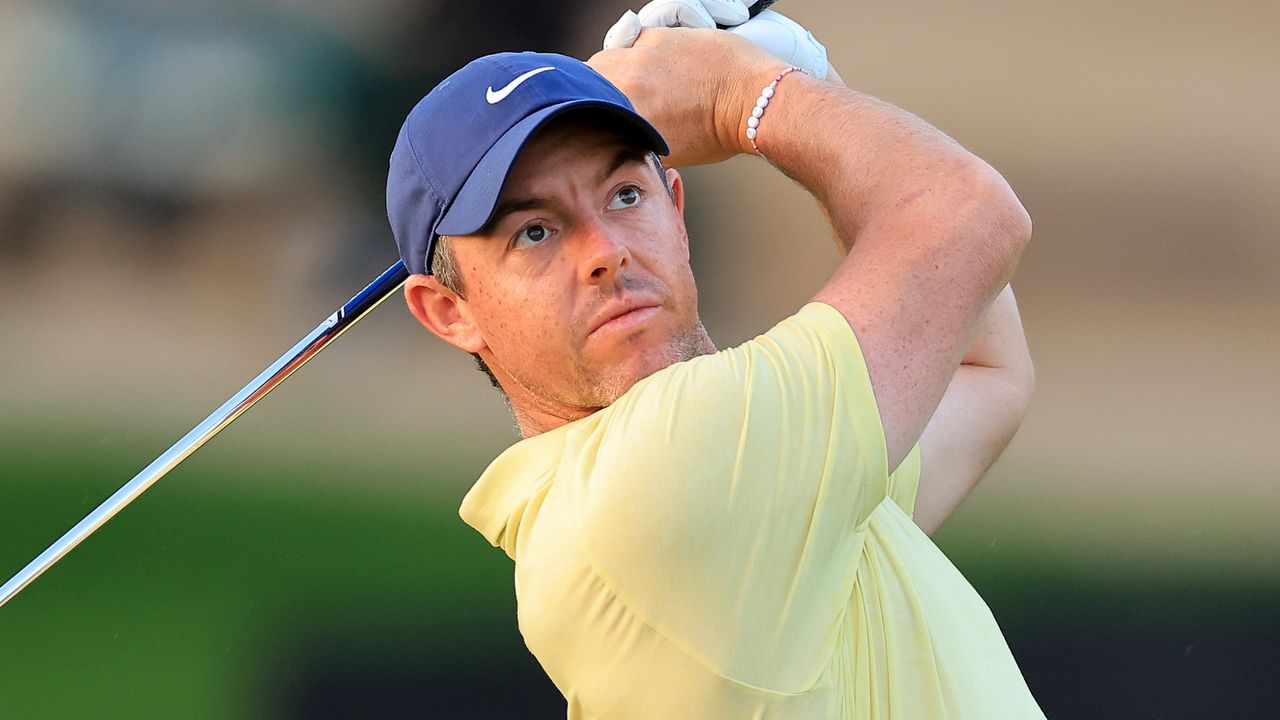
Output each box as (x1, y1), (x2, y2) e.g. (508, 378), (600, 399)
(512, 401), (600, 439)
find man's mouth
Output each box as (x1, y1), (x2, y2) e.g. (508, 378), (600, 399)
(588, 299), (661, 338)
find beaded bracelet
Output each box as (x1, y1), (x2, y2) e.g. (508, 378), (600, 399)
(747, 66), (806, 155)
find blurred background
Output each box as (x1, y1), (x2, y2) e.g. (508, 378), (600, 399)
(1, 0), (1277, 717)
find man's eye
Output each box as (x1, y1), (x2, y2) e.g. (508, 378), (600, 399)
(514, 223), (552, 248)
(608, 186), (642, 210)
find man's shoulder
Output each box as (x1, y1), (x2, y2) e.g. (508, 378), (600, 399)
(458, 300), (879, 559)
(602, 301), (859, 415)
(459, 423), (578, 554)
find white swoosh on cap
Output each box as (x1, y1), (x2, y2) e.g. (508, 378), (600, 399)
(486, 66), (557, 104)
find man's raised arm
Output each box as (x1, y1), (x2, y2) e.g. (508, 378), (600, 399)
(591, 29), (1031, 473)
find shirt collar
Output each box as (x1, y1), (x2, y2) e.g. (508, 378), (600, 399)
(458, 420), (577, 558)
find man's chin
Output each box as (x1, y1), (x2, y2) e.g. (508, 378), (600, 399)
(585, 327), (711, 406)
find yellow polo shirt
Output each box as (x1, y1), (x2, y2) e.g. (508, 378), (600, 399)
(460, 302), (1045, 719)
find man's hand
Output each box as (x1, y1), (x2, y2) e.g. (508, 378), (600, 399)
(589, 28), (785, 167)
(603, 0), (829, 81)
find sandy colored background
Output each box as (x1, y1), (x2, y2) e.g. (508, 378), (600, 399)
(2, 0), (1276, 717)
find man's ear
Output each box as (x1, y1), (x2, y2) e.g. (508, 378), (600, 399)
(403, 275), (487, 354)
(667, 167), (685, 216)
(666, 167), (690, 254)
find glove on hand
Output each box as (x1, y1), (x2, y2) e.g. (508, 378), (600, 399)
(603, 0), (828, 81)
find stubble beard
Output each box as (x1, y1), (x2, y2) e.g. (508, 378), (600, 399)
(569, 316), (712, 408)
(566, 269), (713, 409)
(503, 271), (713, 420)
(504, 310), (712, 417)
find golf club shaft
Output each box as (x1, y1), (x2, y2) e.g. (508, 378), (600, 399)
(0, 260), (410, 609)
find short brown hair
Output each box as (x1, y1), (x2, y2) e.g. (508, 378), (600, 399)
(431, 234), (503, 392)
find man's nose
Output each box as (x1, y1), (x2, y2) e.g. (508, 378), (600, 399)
(577, 219), (630, 285)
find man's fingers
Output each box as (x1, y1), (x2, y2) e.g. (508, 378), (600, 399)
(636, 0), (717, 29)
(603, 9), (643, 50)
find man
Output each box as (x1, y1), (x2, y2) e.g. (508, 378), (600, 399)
(387, 4), (1040, 717)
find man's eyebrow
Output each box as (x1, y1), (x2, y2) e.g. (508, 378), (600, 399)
(487, 196), (550, 232)
(596, 148), (649, 186)
(484, 149), (649, 232)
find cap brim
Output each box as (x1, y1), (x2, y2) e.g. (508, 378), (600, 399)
(435, 100), (669, 237)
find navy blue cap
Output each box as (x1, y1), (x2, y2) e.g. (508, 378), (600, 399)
(387, 52), (670, 276)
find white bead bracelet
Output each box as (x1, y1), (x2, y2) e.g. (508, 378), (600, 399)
(747, 66), (806, 155)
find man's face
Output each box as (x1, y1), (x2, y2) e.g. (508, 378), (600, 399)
(411, 119), (711, 426)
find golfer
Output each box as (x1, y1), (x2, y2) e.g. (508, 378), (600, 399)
(386, 2), (1042, 717)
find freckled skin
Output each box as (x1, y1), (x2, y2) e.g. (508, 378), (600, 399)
(405, 120), (716, 436)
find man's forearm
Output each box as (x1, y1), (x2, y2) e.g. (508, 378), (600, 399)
(958, 285), (1033, 378)
(780, 65), (1032, 531)
(914, 286), (1033, 533)
(731, 69), (1010, 256)
(738, 67), (1030, 469)
(591, 28), (1030, 470)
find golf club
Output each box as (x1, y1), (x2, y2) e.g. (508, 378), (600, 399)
(0, 260), (409, 609)
(1, 0), (784, 611)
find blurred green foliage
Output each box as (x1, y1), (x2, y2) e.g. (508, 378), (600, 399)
(2, 431), (1277, 718)
(0, 430), (563, 718)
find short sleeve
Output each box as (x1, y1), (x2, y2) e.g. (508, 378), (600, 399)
(568, 302), (893, 693)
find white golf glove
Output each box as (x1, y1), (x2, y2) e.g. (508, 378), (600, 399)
(603, 0), (828, 82)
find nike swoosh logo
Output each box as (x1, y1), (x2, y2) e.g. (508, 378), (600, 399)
(486, 66), (556, 104)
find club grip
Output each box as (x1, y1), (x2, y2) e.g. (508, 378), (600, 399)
(717, 0), (779, 29)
